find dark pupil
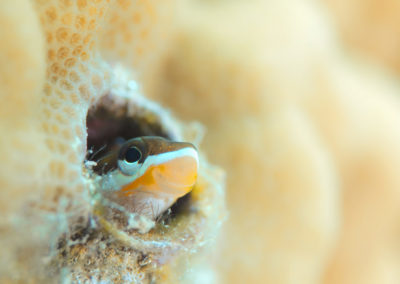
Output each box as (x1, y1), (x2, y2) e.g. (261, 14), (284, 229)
(125, 147), (141, 163)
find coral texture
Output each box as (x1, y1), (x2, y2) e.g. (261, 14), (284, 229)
(2, 0), (400, 283)
(0, 0), (225, 283)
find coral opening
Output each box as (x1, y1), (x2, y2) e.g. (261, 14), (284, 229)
(86, 95), (170, 166)
(85, 94), (193, 219)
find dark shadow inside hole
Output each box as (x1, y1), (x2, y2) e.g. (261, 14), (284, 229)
(86, 103), (170, 161)
(170, 192), (193, 216)
(152, 192), (194, 227)
(86, 98), (192, 219)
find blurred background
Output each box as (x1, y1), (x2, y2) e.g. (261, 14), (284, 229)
(2, 0), (400, 283)
(138, 0), (400, 283)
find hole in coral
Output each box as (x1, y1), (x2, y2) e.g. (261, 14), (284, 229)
(86, 95), (170, 166)
(160, 191), (194, 224)
(86, 94), (193, 222)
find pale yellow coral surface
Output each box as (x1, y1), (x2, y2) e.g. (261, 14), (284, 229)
(1, 0), (400, 283)
(324, 0), (400, 75)
(0, 0), (48, 215)
(142, 0), (400, 283)
(0, 0), (222, 282)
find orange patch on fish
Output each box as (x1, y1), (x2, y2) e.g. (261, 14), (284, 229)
(120, 155), (198, 198)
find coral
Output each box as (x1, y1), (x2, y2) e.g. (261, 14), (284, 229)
(0, 0), (47, 215)
(142, 0), (400, 283)
(0, 0), (225, 283)
(99, 0), (175, 75)
(323, 0), (400, 75)
(2, 0), (400, 283)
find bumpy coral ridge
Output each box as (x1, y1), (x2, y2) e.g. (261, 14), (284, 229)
(0, 0), (225, 282)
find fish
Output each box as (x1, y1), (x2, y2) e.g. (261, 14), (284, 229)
(94, 136), (199, 219)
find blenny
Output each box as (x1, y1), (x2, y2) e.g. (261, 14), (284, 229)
(94, 136), (199, 219)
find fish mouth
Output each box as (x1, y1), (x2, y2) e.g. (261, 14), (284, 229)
(57, 77), (226, 280)
(86, 94), (194, 223)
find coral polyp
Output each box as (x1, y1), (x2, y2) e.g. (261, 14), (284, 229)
(0, 1), (225, 282)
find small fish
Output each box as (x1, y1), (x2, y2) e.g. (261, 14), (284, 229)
(94, 136), (199, 219)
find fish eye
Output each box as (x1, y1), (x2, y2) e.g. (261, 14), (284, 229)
(124, 147), (141, 163)
(118, 146), (142, 176)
